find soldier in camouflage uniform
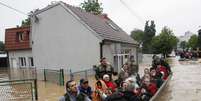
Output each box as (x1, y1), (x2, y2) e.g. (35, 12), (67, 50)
(95, 57), (115, 81)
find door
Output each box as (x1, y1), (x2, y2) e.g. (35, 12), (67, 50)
(11, 58), (17, 68)
(113, 55), (123, 72)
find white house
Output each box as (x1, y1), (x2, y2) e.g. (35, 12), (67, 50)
(6, 1), (138, 72)
(30, 1), (139, 72)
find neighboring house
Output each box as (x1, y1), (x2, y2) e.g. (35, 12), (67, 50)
(177, 31), (194, 50)
(6, 1), (138, 72)
(179, 31), (194, 42)
(5, 27), (34, 68)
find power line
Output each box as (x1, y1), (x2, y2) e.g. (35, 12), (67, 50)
(119, 0), (144, 24)
(0, 1), (27, 15)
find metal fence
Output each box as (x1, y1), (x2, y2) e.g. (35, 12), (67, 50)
(67, 69), (96, 86)
(43, 69), (64, 86)
(8, 68), (65, 86)
(8, 68), (36, 80)
(0, 79), (38, 101)
(7, 68), (96, 86)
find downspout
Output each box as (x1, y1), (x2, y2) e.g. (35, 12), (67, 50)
(136, 46), (139, 72)
(6, 51), (10, 68)
(99, 40), (104, 59)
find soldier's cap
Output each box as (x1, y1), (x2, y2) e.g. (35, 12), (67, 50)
(80, 78), (88, 84)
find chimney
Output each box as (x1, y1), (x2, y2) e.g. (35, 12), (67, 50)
(99, 13), (109, 20)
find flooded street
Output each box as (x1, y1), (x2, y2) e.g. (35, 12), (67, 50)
(0, 57), (201, 101)
(155, 57), (201, 101)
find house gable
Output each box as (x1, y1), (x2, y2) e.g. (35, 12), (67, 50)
(31, 4), (101, 70)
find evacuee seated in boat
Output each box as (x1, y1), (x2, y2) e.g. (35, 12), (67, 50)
(156, 63), (169, 80)
(116, 63), (133, 87)
(78, 78), (93, 100)
(92, 74), (117, 101)
(140, 77), (157, 101)
(105, 78), (141, 101)
(150, 68), (163, 88)
(160, 57), (172, 74)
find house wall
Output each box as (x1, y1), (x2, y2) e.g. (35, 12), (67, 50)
(8, 50), (32, 68)
(31, 5), (101, 71)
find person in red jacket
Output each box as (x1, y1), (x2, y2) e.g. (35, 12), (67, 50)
(102, 74), (117, 93)
(141, 78), (157, 100)
(156, 64), (168, 80)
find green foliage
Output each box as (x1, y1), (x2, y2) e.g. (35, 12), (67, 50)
(142, 20), (156, 53)
(130, 29), (144, 44)
(21, 17), (30, 27)
(150, 20), (156, 37)
(187, 35), (198, 50)
(180, 41), (187, 50)
(0, 41), (5, 51)
(152, 26), (178, 57)
(80, 1), (103, 15)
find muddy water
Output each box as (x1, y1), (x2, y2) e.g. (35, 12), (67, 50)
(1, 57), (201, 101)
(155, 57), (201, 101)
(0, 68), (98, 101)
(0, 68), (65, 101)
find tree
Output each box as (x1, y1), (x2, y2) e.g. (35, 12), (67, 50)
(0, 41), (5, 51)
(21, 17), (30, 27)
(150, 20), (156, 37)
(130, 29), (144, 44)
(80, 0), (103, 15)
(152, 26), (178, 58)
(180, 41), (187, 50)
(187, 35), (198, 50)
(142, 20), (156, 53)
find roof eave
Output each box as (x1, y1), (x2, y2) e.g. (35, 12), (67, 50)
(103, 39), (139, 47)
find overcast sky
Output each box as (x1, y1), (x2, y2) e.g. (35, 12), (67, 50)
(1, 0), (201, 42)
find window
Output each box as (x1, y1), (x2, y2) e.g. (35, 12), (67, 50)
(107, 22), (119, 31)
(17, 32), (25, 42)
(28, 57), (34, 67)
(19, 57), (26, 67)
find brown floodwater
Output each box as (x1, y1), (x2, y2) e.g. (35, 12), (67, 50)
(0, 57), (201, 101)
(155, 57), (201, 101)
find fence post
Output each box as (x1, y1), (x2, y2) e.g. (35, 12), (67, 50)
(44, 69), (46, 81)
(34, 79), (38, 100)
(34, 67), (37, 79)
(60, 69), (64, 86)
(70, 69), (74, 80)
(85, 70), (87, 79)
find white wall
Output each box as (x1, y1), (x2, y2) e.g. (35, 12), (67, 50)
(31, 5), (101, 71)
(8, 50), (32, 68)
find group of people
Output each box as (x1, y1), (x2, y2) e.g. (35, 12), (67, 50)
(59, 56), (172, 101)
(176, 50), (201, 60)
